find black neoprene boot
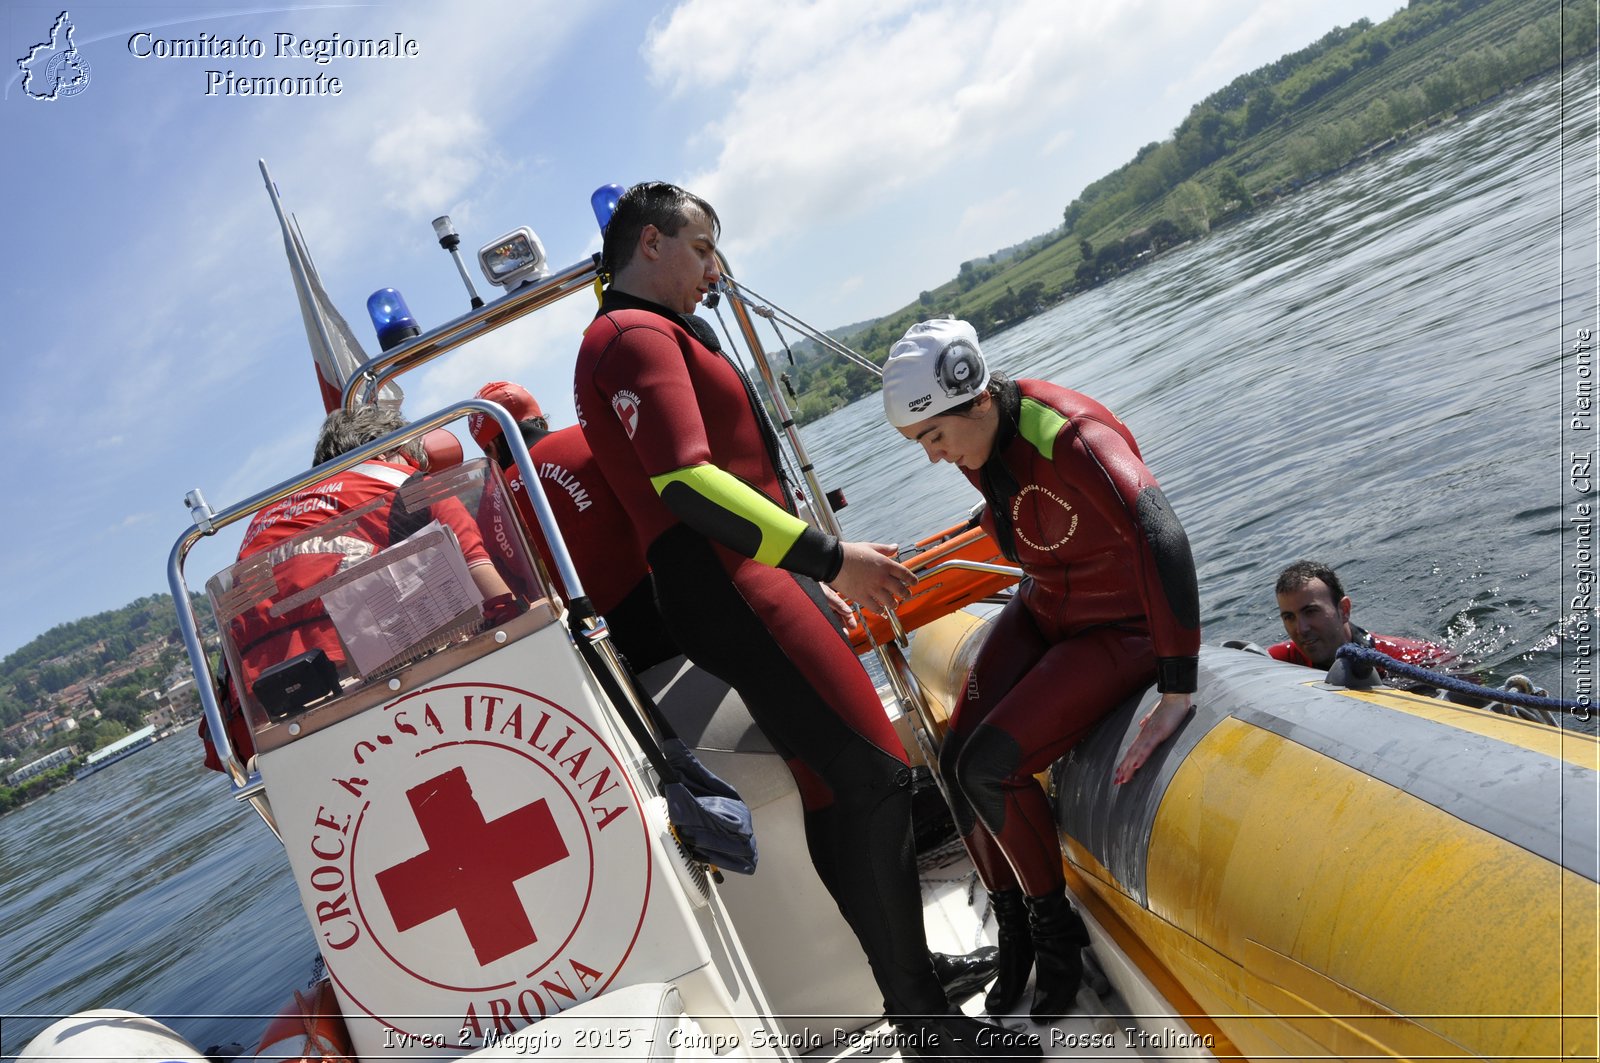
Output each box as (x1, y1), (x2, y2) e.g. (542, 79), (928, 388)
(891, 1011), (1042, 1061)
(983, 889), (1034, 1014)
(1024, 890), (1088, 1023)
(931, 947), (999, 1003)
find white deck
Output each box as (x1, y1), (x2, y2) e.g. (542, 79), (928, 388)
(798, 840), (1218, 1063)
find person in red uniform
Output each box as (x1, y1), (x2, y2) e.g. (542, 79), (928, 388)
(882, 319), (1201, 1022)
(573, 182), (1033, 1060)
(202, 405), (512, 772)
(1271, 560), (1457, 681)
(468, 380), (679, 672)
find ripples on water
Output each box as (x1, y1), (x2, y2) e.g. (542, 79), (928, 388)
(1, 64), (1594, 1058)
(0, 736), (316, 1055)
(814, 66), (1594, 714)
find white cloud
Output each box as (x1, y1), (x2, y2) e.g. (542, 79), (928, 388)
(639, 1), (1156, 259)
(956, 188), (1026, 244)
(643, 0), (922, 91)
(638, 0), (1400, 275)
(368, 109), (496, 214)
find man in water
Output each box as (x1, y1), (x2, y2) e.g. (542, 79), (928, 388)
(1271, 559), (1456, 674)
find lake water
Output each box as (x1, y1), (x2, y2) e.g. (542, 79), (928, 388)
(2, 64), (1594, 1058)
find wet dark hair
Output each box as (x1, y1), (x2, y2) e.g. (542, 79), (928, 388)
(312, 405), (425, 467)
(1275, 559), (1345, 603)
(601, 181), (720, 280)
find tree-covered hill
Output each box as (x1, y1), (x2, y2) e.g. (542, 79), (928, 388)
(784, 0), (1594, 421)
(0, 595), (211, 754)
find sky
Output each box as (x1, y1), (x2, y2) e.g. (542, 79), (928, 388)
(0, 0), (1404, 659)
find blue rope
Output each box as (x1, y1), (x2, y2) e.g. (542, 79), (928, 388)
(1334, 644), (1587, 713)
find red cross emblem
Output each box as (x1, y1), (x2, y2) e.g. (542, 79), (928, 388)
(611, 394), (639, 439)
(375, 766), (570, 966)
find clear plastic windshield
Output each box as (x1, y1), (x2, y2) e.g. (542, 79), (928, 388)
(206, 457), (552, 735)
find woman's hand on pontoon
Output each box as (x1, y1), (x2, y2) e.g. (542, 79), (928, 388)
(1113, 692), (1193, 784)
(830, 541), (914, 614)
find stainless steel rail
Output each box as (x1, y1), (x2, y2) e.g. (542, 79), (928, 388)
(339, 258), (602, 410)
(917, 559), (1024, 579)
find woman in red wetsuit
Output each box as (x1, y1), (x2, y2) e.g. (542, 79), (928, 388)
(882, 319), (1201, 1022)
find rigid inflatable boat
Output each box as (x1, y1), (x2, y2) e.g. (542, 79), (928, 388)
(22, 165), (1597, 1063)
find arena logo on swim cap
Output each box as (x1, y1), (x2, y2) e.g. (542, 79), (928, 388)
(17, 11), (91, 101)
(908, 395), (933, 413)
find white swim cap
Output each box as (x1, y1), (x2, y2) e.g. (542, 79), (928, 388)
(881, 319), (990, 428)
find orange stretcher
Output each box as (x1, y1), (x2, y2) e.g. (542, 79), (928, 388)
(846, 521), (1020, 653)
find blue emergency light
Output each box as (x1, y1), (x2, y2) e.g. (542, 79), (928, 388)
(591, 184), (624, 233)
(367, 287), (421, 351)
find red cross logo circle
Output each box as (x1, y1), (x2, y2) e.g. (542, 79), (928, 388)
(308, 682), (652, 1038)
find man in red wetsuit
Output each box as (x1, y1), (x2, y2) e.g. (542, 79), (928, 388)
(573, 182), (1034, 1059)
(883, 318), (1200, 1022)
(1271, 559), (1457, 680)
(468, 380), (678, 672)
(202, 406), (512, 772)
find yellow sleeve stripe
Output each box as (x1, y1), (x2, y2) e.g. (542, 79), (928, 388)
(649, 464), (807, 567)
(1018, 397), (1069, 461)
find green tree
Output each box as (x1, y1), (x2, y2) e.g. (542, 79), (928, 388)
(1244, 88), (1280, 135)
(1388, 85), (1427, 129)
(1359, 98), (1395, 143)
(1016, 281), (1046, 314)
(1212, 169), (1253, 215)
(1174, 107), (1235, 173)
(1316, 119), (1362, 169)
(1169, 181), (1213, 235)
(1147, 218), (1184, 251)
(1422, 70), (1460, 114)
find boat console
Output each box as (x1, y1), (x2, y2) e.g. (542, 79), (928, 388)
(159, 389), (918, 1059)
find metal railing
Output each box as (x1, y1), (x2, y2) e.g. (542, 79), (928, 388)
(340, 258), (602, 410)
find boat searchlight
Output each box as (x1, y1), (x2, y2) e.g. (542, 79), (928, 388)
(477, 226), (550, 291)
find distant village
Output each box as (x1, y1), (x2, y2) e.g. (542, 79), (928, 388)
(1, 612), (209, 799)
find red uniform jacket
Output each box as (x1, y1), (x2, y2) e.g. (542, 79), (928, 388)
(477, 425), (648, 616)
(1269, 624), (1456, 671)
(202, 458), (491, 771)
